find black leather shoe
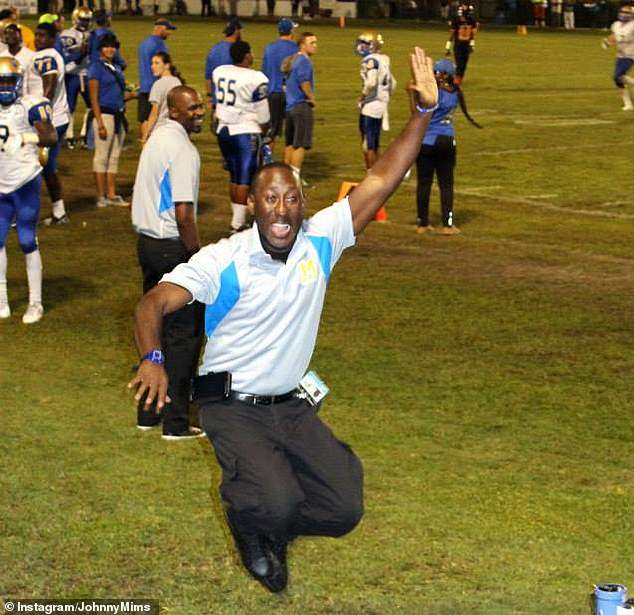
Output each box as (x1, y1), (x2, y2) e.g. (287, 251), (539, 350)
(225, 511), (286, 593)
(262, 534), (289, 590)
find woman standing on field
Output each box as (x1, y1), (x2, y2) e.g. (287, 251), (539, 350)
(141, 52), (183, 143)
(88, 33), (137, 208)
(412, 58), (481, 236)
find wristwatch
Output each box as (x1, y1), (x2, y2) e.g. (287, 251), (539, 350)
(142, 349), (165, 365)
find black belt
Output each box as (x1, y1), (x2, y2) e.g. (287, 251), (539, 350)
(229, 389), (299, 406)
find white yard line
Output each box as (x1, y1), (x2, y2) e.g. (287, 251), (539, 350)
(454, 189), (634, 220)
(322, 172), (634, 221)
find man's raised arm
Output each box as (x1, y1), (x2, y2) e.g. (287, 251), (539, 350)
(128, 282), (192, 410)
(349, 47), (438, 236)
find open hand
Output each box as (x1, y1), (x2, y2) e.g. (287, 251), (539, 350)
(408, 47), (438, 111)
(128, 361), (171, 411)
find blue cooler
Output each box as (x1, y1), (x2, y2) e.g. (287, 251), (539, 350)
(594, 584), (628, 615)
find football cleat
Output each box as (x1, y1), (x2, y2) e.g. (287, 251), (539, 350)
(42, 213), (69, 226)
(22, 303), (44, 324)
(72, 6), (93, 31)
(354, 31), (384, 56)
(0, 56), (24, 106)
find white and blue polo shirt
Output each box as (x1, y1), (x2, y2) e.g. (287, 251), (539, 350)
(162, 198), (355, 395)
(131, 119), (200, 240)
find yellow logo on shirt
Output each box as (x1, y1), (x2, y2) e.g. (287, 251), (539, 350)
(299, 258), (318, 285)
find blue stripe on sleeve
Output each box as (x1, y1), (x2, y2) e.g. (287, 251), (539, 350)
(205, 262), (241, 336)
(158, 168), (173, 213)
(306, 235), (332, 284)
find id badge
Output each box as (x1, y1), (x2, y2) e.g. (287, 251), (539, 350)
(298, 370), (330, 406)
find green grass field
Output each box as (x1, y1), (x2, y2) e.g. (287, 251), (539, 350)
(2, 17), (634, 615)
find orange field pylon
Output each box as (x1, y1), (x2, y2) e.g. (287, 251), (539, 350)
(374, 206), (388, 222)
(337, 181), (388, 222)
(337, 181), (358, 200)
(339, 15), (346, 28)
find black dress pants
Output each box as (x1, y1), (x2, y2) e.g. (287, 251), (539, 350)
(416, 135), (457, 227)
(200, 395), (364, 541)
(136, 234), (204, 433)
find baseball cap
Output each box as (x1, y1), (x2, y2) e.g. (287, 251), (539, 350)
(434, 58), (455, 76)
(277, 17), (297, 35)
(223, 17), (242, 35)
(155, 18), (176, 30)
(93, 9), (112, 24)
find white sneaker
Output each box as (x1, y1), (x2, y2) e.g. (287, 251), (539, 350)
(0, 303), (10, 319)
(96, 196), (109, 208)
(622, 103), (634, 111)
(22, 303), (44, 324)
(106, 195), (130, 207)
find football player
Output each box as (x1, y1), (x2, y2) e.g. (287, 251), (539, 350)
(0, 57), (57, 323)
(60, 6), (92, 148)
(212, 40), (270, 233)
(602, 4), (634, 110)
(445, 2), (479, 86)
(29, 22), (70, 225)
(355, 31), (396, 170)
(0, 23), (37, 94)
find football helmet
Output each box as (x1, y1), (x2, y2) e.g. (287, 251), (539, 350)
(354, 31), (384, 56)
(618, 4), (634, 21)
(457, 2), (475, 17)
(0, 56), (24, 106)
(0, 18), (14, 37)
(72, 6), (93, 31)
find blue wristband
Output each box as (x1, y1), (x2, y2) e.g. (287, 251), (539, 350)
(142, 349), (165, 365)
(416, 103), (439, 114)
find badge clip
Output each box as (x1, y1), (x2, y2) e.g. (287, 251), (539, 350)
(298, 370), (329, 406)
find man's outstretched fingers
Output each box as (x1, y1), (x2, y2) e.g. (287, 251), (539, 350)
(132, 380), (148, 401)
(144, 383), (157, 408)
(128, 372), (144, 390)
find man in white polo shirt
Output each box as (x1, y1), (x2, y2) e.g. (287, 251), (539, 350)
(131, 85), (206, 441)
(128, 48), (438, 592)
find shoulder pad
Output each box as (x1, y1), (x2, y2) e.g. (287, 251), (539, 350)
(22, 94), (49, 108)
